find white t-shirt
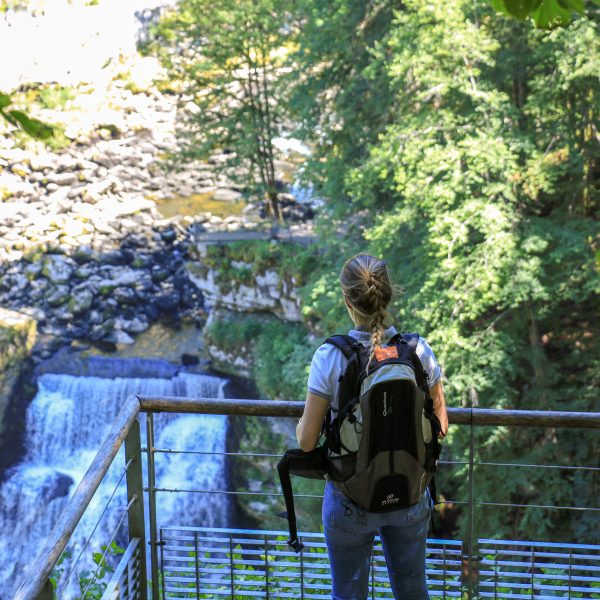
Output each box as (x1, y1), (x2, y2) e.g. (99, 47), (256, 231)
(307, 326), (441, 402)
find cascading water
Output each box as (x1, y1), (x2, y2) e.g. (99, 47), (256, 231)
(0, 359), (230, 599)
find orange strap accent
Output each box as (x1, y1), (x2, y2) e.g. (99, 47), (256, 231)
(374, 346), (398, 361)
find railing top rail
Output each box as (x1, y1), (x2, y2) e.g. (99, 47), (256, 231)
(12, 395), (600, 600)
(137, 396), (600, 429)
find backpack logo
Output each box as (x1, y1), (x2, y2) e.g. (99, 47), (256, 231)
(375, 346), (398, 361)
(382, 493), (399, 506)
(382, 391), (392, 416)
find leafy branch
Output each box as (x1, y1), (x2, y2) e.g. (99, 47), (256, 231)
(0, 91), (54, 140)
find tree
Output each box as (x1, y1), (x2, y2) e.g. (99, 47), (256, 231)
(290, 0), (599, 541)
(151, 0), (289, 220)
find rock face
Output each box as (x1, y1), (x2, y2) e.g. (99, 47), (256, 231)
(0, 308), (37, 474)
(201, 309), (254, 378)
(186, 249), (303, 323)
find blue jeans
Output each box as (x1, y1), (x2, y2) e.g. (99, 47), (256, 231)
(322, 480), (431, 600)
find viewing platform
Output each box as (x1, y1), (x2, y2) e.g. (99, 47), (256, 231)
(11, 397), (600, 600)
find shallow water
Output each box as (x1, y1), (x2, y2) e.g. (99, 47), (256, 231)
(154, 191), (246, 218)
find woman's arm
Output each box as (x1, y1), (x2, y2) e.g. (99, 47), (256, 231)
(430, 380), (448, 438)
(296, 391), (330, 452)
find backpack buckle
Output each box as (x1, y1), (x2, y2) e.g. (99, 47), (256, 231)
(288, 538), (305, 553)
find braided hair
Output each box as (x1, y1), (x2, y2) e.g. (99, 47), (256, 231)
(339, 254), (394, 369)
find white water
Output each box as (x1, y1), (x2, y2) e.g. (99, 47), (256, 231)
(0, 365), (230, 599)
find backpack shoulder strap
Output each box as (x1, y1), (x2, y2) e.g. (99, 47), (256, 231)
(401, 331), (419, 352)
(388, 331), (419, 351)
(324, 334), (363, 360)
(389, 331), (430, 392)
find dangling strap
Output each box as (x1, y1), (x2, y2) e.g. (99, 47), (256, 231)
(428, 476), (439, 535)
(276, 453), (305, 553)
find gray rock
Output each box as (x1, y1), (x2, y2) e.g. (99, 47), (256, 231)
(47, 172), (78, 186)
(72, 245), (95, 264)
(42, 255), (75, 284)
(29, 155), (55, 171)
(97, 268), (146, 293)
(90, 318), (115, 340)
(74, 265), (96, 279)
(212, 188), (243, 201)
(118, 316), (149, 334)
(68, 289), (94, 314)
(151, 266), (170, 282)
(24, 263), (43, 280)
(104, 330), (135, 345)
(113, 287), (137, 304)
(46, 285), (70, 307)
(88, 310), (103, 325)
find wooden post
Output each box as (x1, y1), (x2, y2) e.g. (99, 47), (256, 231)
(124, 419), (148, 599)
(35, 579), (53, 600)
(146, 412), (160, 600)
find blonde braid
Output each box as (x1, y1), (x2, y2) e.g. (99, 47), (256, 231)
(339, 254), (394, 373)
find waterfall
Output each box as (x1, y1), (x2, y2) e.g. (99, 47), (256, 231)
(0, 361), (230, 599)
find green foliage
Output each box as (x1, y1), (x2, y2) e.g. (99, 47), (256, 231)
(284, 0), (599, 542)
(253, 319), (315, 401)
(148, 0), (291, 218)
(490, 0), (599, 28)
(0, 91), (54, 140)
(205, 313), (315, 401)
(49, 542), (124, 598)
(78, 541), (124, 599)
(201, 240), (320, 291)
(37, 85), (76, 110)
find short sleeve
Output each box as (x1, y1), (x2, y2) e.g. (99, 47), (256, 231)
(306, 344), (341, 400)
(416, 337), (442, 387)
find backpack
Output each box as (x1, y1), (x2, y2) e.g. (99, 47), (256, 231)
(277, 332), (442, 552)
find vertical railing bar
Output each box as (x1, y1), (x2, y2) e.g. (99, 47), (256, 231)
(229, 533), (235, 599)
(443, 543), (447, 600)
(123, 553), (129, 600)
(124, 418), (147, 600)
(568, 549), (572, 599)
(264, 535), (269, 600)
(530, 545), (535, 599)
(159, 530), (167, 600)
(494, 550), (498, 600)
(370, 551), (375, 599)
(299, 541), (304, 600)
(466, 409), (476, 600)
(146, 412), (160, 600)
(195, 531), (201, 600)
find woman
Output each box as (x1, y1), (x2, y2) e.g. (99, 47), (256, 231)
(296, 253), (448, 600)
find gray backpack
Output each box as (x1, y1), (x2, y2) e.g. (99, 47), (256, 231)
(277, 332), (441, 552)
(324, 332), (441, 511)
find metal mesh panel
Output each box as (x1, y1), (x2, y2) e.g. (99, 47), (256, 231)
(100, 538), (142, 600)
(160, 526), (463, 599)
(478, 539), (600, 600)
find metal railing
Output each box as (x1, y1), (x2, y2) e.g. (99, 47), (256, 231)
(11, 397), (600, 600)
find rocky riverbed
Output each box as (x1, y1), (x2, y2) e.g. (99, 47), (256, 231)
(0, 69), (314, 362)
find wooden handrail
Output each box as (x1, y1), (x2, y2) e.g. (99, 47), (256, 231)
(137, 396), (600, 429)
(13, 394), (141, 600)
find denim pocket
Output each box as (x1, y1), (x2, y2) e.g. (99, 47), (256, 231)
(325, 484), (367, 531)
(405, 491), (432, 523)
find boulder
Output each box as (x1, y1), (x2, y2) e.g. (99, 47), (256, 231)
(42, 255), (75, 284)
(46, 285), (70, 307)
(68, 289), (94, 314)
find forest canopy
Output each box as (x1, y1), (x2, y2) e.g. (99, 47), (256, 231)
(141, 0), (599, 542)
